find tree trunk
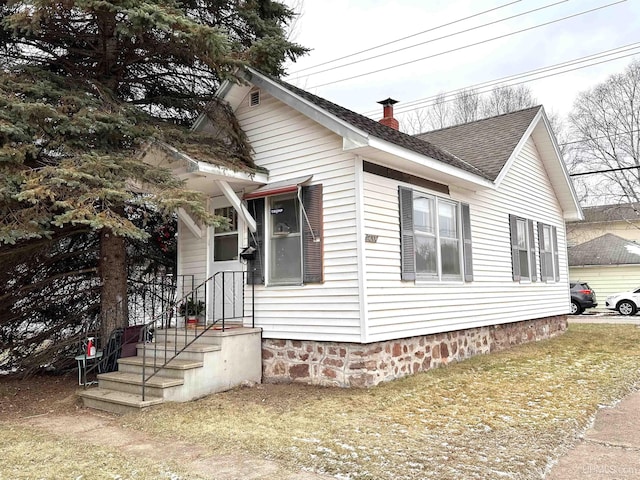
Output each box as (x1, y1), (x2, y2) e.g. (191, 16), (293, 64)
(99, 229), (128, 343)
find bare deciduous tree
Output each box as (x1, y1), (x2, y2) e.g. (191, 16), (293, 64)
(401, 84), (537, 134)
(452, 88), (482, 125)
(482, 84), (536, 118)
(568, 59), (640, 206)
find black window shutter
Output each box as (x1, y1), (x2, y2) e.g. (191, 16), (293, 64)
(302, 184), (323, 283)
(461, 203), (473, 282)
(399, 186), (415, 281)
(537, 222), (546, 281)
(552, 226), (560, 282)
(246, 198), (265, 285)
(528, 219), (537, 282)
(509, 214), (520, 282)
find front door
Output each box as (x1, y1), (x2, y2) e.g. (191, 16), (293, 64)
(209, 204), (245, 323)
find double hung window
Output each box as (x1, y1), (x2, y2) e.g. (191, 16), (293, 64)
(399, 186), (472, 282)
(509, 215), (559, 282)
(538, 222), (559, 282)
(268, 193), (302, 285)
(509, 215), (536, 282)
(246, 184), (323, 286)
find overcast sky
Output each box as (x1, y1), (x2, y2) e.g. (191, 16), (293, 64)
(282, 0), (640, 125)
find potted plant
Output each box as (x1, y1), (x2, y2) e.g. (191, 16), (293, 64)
(178, 298), (205, 328)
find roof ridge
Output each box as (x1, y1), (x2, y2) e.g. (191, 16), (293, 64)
(415, 105), (542, 136)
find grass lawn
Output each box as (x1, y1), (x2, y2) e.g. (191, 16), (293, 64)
(122, 324), (640, 480)
(2, 323), (640, 480)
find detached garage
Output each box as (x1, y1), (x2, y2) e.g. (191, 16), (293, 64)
(568, 233), (640, 301)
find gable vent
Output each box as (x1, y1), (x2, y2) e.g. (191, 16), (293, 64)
(250, 90), (260, 107)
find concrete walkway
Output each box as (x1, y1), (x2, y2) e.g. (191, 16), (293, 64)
(546, 313), (640, 479)
(546, 390), (640, 479)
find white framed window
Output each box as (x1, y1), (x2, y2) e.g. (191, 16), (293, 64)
(538, 222), (559, 282)
(400, 187), (471, 282)
(268, 193), (302, 285)
(213, 207), (238, 262)
(509, 215), (537, 282)
(245, 184), (324, 286)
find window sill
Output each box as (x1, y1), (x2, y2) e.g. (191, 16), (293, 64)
(415, 279), (464, 286)
(265, 283), (306, 289)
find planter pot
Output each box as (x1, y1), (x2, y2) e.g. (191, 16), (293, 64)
(186, 317), (198, 329)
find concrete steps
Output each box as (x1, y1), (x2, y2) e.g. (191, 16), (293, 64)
(79, 388), (164, 415)
(78, 327), (262, 414)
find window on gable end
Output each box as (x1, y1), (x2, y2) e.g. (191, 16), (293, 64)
(399, 186), (472, 282)
(509, 215), (536, 282)
(538, 222), (559, 282)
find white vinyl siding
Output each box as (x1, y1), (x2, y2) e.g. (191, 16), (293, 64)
(235, 90), (361, 342)
(362, 137), (570, 342)
(177, 220), (208, 294)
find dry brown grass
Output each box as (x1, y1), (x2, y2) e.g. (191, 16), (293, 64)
(2, 323), (640, 480)
(125, 324), (640, 479)
(1, 424), (208, 480)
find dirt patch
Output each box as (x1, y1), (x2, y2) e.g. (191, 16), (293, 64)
(0, 373), (330, 480)
(21, 412), (327, 480)
(0, 372), (81, 420)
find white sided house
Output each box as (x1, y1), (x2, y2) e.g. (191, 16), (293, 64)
(153, 68), (583, 387)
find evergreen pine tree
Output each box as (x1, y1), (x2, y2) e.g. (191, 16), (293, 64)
(0, 1), (306, 344)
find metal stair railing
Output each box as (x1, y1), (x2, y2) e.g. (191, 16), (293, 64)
(140, 270), (254, 400)
(79, 274), (193, 386)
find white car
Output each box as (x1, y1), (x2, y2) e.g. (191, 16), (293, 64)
(605, 288), (640, 316)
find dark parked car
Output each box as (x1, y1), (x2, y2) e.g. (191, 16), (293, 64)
(570, 281), (598, 315)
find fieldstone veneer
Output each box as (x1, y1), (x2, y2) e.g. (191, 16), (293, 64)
(262, 315), (567, 387)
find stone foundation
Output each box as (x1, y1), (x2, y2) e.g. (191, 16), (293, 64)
(262, 315), (567, 387)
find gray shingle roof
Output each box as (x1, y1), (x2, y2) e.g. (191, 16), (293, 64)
(568, 233), (640, 266)
(575, 203), (640, 223)
(415, 106), (542, 181)
(257, 72), (490, 179)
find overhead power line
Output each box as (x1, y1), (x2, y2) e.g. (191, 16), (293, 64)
(362, 43), (640, 117)
(570, 165), (640, 176)
(307, 0), (626, 89)
(560, 128), (640, 146)
(286, 0), (523, 76)
(288, 0), (568, 79)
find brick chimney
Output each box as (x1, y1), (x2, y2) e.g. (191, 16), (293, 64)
(378, 98), (399, 130)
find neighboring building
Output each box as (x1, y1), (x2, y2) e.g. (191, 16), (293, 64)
(567, 203), (640, 246)
(568, 233), (640, 300)
(145, 68), (582, 387)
